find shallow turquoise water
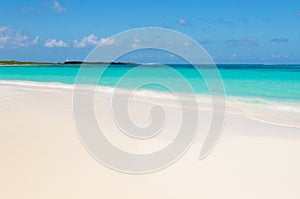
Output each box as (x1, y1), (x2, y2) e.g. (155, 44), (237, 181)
(0, 64), (299, 102)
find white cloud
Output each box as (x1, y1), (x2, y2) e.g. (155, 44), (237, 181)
(73, 34), (116, 48)
(0, 26), (36, 48)
(44, 39), (68, 47)
(99, 38), (116, 46)
(52, 1), (66, 13)
(32, 36), (40, 44)
(230, 53), (237, 58)
(178, 19), (187, 25)
(271, 54), (288, 59)
(73, 34), (100, 48)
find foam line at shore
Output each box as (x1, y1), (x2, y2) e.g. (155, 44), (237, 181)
(1, 80), (299, 106)
(1, 80), (300, 128)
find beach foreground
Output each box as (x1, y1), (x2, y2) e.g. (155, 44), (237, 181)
(0, 81), (300, 199)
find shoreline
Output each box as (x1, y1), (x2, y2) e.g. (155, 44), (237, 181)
(1, 80), (299, 128)
(1, 79), (299, 103)
(0, 61), (137, 66)
(1, 62), (300, 68)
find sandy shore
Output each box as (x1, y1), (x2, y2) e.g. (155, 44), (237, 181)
(0, 81), (300, 199)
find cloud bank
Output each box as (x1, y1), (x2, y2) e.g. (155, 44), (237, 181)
(0, 26), (37, 48)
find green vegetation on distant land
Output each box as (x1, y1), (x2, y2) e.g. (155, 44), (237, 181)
(0, 60), (136, 66)
(0, 60), (58, 65)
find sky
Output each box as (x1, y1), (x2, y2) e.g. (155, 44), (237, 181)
(0, 0), (299, 63)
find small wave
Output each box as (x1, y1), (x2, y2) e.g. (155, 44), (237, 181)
(1, 80), (300, 128)
(1, 80), (299, 111)
(228, 96), (300, 113)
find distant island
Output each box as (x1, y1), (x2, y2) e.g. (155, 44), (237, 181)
(0, 60), (137, 66)
(64, 61), (136, 65)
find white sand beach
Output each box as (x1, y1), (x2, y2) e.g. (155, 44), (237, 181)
(0, 81), (300, 199)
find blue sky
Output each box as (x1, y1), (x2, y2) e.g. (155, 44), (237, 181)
(0, 0), (299, 63)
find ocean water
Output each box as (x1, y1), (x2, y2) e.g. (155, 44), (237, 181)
(0, 64), (299, 103)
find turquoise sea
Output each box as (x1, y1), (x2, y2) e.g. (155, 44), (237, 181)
(0, 64), (299, 102)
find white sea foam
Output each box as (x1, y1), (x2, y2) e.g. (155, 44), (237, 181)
(0, 80), (298, 105)
(1, 80), (300, 128)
